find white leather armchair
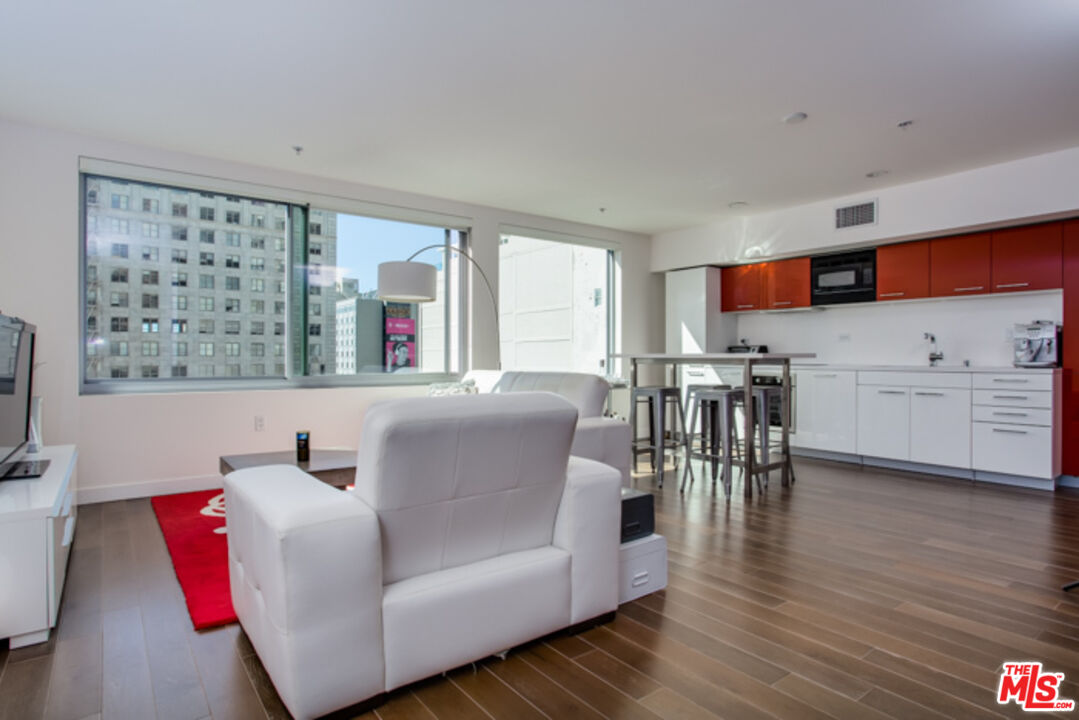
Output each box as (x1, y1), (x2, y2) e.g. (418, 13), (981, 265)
(225, 392), (621, 720)
(464, 370), (631, 485)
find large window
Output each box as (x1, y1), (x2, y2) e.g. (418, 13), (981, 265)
(82, 170), (465, 390)
(498, 233), (615, 374)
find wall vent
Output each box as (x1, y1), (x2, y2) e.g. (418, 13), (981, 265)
(835, 200), (877, 229)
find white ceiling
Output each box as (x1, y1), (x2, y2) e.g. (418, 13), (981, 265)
(2, 1), (1078, 235)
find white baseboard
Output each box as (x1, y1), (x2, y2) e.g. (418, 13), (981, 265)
(973, 471), (1055, 492)
(861, 456), (975, 481)
(77, 474), (223, 505)
(792, 446), (1058, 491)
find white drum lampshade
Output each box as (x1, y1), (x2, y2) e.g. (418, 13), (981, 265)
(377, 261), (438, 302)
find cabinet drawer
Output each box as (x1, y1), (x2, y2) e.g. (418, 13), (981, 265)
(858, 371), (971, 389)
(973, 423), (1053, 478)
(972, 373), (1052, 391)
(972, 389), (1051, 409)
(972, 405), (1052, 427)
(619, 534), (667, 604)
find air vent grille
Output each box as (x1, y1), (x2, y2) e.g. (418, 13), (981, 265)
(835, 201), (877, 229)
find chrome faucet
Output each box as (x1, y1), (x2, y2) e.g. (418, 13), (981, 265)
(925, 332), (944, 366)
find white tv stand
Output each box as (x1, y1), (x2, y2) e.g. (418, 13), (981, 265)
(0, 445), (77, 648)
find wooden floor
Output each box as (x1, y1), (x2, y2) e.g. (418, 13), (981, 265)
(3, 458), (1079, 719)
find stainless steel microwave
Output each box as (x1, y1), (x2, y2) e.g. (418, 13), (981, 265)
(810, 249), (876, 305)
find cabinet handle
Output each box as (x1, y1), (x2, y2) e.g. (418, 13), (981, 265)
(992, 394), (1029, 400)
(737, 304), (754, 309)
(992, 428), (1028, 435)
(773, 301), (792, 306)
(992, 411), (1028, 417)
(914, 391), (944, 397)
(879, 292), (905, 298)
(996, 282), (1030, 289)
(815, 373), (838, 378)
(991, 378), (1028, 383)
(631, 571), (651, 587)
(953, 286), (984, 292)
(878, 390), (906, 395)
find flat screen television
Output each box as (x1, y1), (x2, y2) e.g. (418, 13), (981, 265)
(0, 314), (47, 480)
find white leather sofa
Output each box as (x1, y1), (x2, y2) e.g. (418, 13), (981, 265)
(464, 370), (631, 485)
(224, 392), (622, 720)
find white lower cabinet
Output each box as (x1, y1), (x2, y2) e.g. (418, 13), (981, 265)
(794, 366), (1058, 484)
(909, 388), (972, 468)
(793, 370), (857, 453)
(973, 423), (1053, 478)
(856, 386), (910, 461)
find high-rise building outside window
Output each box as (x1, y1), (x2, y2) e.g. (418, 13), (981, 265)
(82, 168), (465, 388)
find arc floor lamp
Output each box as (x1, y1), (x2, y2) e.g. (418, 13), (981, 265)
(377, 245), (501, 369)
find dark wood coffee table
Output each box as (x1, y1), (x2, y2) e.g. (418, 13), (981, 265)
(219, 449), (356, 488)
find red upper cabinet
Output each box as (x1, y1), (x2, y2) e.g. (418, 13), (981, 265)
(929, 232), (991, 297)
(762, 257), (810, 309)
(876, 240), (929, 301)
(721, 264), (762, 312)
(991, 222), (1063, 292)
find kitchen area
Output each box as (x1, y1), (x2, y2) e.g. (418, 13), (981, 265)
(662, 219), (1074, 492)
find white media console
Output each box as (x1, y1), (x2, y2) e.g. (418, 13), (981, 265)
(0, 445), (77, 648)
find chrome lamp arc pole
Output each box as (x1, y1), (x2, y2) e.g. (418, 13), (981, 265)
(401, 243), (501, 370)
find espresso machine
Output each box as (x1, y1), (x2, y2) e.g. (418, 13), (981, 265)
(1013, 321), (1061, 367)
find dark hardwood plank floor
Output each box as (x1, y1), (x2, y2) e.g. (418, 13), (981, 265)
(1, 458), (1078, 719)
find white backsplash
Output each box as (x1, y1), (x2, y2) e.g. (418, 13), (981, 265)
(735, 290), (1063, 367)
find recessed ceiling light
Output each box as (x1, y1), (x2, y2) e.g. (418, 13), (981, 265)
(866, 170), (889, 178)
(897, 120), (914, 130)
(782, 112), (808, 124)
(728, 201), (749, 209)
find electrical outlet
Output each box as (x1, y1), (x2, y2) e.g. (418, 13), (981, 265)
(254, 415), (265, 432)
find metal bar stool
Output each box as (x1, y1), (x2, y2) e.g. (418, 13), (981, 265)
(681, 385), (780, 497)
(685, 383), (731, 476)
(681, 388), (738, 497)
(630, 386), (692, 488)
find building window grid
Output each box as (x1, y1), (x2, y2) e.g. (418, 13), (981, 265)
(83, 172), (464, 386)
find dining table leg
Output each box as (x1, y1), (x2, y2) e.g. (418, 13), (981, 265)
(742, 357), (755, 499)
(781, 360), (792, 487)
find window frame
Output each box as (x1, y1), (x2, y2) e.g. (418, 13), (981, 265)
(79, 159), (469, 394)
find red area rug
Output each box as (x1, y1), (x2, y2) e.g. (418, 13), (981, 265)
(151, 489), (236, 630)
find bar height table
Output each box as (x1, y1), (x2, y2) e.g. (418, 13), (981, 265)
(613, 353), (815, 498)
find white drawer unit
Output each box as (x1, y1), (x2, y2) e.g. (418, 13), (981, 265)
(972, 405), (1053, 427)
(973, 423), (1054, 479)
(972, 370), (1059, 481)
(973, 373), (1053, 391)
(0, 446), (78, 648)
(972, 389), (1052, 409)
(618, 533), (667, 604)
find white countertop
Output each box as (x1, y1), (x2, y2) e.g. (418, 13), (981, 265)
(791, 363), (1056, 373)
(614, 353), (817, 361)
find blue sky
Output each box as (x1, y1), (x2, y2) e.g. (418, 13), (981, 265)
(335, 214), (446, 293)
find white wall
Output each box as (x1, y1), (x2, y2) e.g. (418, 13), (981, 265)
(652, 145), (1079, 271)
(735, 291), (1062, 367)
(0, 118), (660, 500)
